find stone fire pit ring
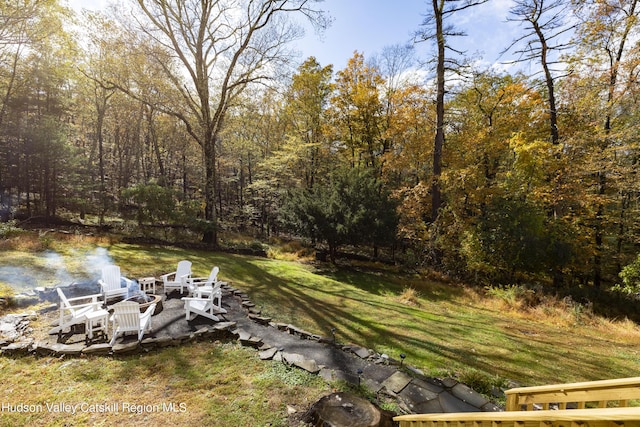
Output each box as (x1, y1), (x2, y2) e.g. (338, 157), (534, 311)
(120, 293), (163, 316)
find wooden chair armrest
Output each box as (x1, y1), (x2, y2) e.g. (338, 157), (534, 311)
(505, 377), (640, 411)
(141, 303), (156, 320)
(160, 271), (176, 280)
(65, 293), (103, 303)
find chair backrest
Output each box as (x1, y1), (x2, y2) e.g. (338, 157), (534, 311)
(188, 267), (222, 298)
(176, 260), (192, 277)
(101, 265), (121, 291)
(112, 301), (141, 332)
(57, 287), (72, 310)
(206, 266), (219, 285)
(56, 287), (101, 317)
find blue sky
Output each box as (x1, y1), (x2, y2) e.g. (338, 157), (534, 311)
(68, 0), (521, 72)
(294, 0), (521, 71)
(293, 0), (427, 68)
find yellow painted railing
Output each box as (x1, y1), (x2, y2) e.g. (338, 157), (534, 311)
(395, 377), (640, 427)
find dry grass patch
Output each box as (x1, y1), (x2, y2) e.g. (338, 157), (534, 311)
(49, 232), (115, 247)
(0, 230), (111, 252)
(480, 285), (626, 330)
(263, 238), (316, 263)
(0, 234), (46, 252)
(396, 286), (421, 306)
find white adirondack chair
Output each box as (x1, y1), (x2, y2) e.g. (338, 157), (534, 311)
(48, 287), (103, 335)
(160, 260), (192, 295)
(186, 266), (220, 295)
(187, 266), (225, 311)
(109, 300), (156, 346)
(182, 285), (226, 322)
(99, 265), (128, 301)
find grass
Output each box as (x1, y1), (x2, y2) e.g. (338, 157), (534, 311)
(221, 257), (640, 385)
(0, 343), (330, 426)
(1, 232), (640, 425)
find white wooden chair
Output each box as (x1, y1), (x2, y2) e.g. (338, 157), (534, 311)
(186, 266), (222, 295)
(160, 260), (192, 295)
(182, 286), (226, 322)
(109, 300), (156, 346)
(48, 287), (103, 335)
(98, 265), (128, 301)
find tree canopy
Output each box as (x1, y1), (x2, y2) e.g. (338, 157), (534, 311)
(1, 0), (640, 300)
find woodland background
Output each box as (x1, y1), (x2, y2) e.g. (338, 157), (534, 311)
(2, 0), (640, 306)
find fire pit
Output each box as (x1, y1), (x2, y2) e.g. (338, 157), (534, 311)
(123, 293), (163, 315)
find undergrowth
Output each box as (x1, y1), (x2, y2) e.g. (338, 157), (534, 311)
(484, 284), (600, 327)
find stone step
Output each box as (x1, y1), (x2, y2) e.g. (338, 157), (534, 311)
(248, 313), (271, 325)
(258, 347), (278, 360)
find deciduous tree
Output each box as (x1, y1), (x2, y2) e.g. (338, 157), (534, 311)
(416, 0), (488, 223)
(126, 0), (328, 246)
(505, 0), (575, 145)
(329, 52), (386, 172)
(566, 0), (640, 286)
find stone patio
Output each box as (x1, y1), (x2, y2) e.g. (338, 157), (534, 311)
(1, 282), (504, 416)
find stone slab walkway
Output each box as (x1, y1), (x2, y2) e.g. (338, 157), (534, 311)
(223, 287), (502, 414)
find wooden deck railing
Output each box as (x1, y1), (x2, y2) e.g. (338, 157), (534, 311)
(394, 377), (640, 427)
(505, 377), (640, 411)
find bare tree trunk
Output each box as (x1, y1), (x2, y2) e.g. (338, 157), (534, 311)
(146, 106), (166, 185)
(534, 21), (559, 145)
(0, 49), (20, 192)
(432, 0), (445, 222)
(97, 106), (106, 225)
(203, 132), (218, 245)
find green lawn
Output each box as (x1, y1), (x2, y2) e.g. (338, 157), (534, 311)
(218, 254), (640, 386)
(4, 239), (637, 385)
(1, 237), (640, 425)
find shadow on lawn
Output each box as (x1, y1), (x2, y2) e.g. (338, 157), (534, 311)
(321, 266), (466, 302)
(221, 255), (636, 384)
(104, 245), (640, 385)
(209, 254), (491, 372)
(129, 250), (539, 380)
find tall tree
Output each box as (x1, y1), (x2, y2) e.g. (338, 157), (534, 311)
(446, 72), (566, 282)
(505, 0), (575, 145)
(416, 0), (488, 223)
(80, 12), (118, 224)
(374, 44), (423, 183)
(283, 57), (333, 189)
(330, 52), (386, 171)
(0, 0), (71, 213)
(224, 87), (287, 236)
(125, 0), (327, 246)
(4, 0), (75, 220)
